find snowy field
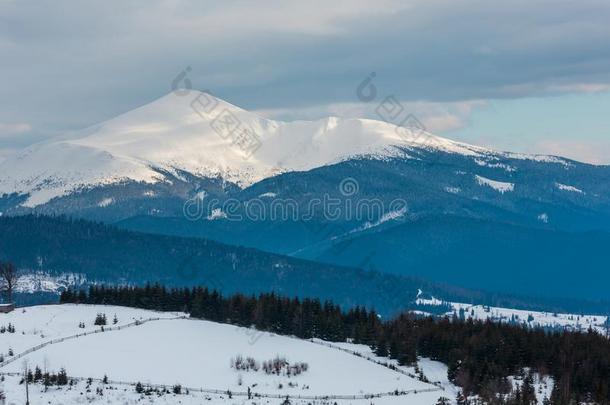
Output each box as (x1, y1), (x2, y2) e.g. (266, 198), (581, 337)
(311, 339), (460, 399)
(0, 373), (447, 405)
(0, 304), (185, 355)
(416, 293), (609, 335)
(0, 304), (450, 405)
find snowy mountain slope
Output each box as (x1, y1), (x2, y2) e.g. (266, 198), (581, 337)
(0, 304), (448, 404)
(415, 294), (610, 335)
(3, 90), (610, 236)
(0, 88), (603, 227)
(0, 90), (569, 208)
(3, 92), (610, 310)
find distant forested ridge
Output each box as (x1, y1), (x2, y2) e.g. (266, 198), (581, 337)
(62, 285), (610, 404)
(2, 215), (610, 315)
(0, 215), (438, 315)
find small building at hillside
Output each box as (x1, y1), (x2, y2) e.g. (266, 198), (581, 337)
(0, 303), (15, 313)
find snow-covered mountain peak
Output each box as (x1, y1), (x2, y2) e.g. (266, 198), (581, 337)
(0, 91), (564, 207)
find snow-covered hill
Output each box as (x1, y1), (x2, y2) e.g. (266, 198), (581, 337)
(415, 292), (610, 335)
(0, 304), (184, 354)
(0, 304), (451, 404)
(0, 90), (561, 208)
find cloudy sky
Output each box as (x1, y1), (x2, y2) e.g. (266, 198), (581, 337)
(1, 0), (610, 163)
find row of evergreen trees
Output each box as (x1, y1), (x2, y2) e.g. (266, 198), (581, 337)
(61, 285), (381, 345)
(60, 285), (610, 404)
(25, 366), (69, 387)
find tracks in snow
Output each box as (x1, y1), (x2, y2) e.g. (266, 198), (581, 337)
(0, 312), (444, 400)
(0, 314), (188, 369)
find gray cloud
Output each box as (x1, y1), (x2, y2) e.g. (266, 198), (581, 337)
(0, 122), (31, 137)
(0, 0), (609, 150)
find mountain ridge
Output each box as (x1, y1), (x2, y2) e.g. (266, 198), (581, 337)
(2, 91), (610, 305)
(3, 214), (610, 315)
(0, 90), (583, 209)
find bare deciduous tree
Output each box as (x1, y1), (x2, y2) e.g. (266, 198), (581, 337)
(0, 261), (18, 303)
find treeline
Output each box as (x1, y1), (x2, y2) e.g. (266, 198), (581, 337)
(61, 285), (610, 404)
(61, 285), (381, 344)
(5, 214), (610, 315)
(0, 214), (423, 315)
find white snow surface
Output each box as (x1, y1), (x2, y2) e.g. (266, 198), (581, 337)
(0, 91), (564, 207)
(311, 338), (459, 399)
(415, 296), (609, 335)
(0, 373), (443, 405)
(97, 197), (114, 207)
(14, 272), (87, 294)
(207, 207), (228, 220)
(475, 174), (515, 193)
(0, 304), (184, 355)
(474, 158), (516, 172)
(352, 206), (408, 233)
(0, 304), (450, 404)
(507, 371), (554, 405)
(555, 182), (584, 193)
